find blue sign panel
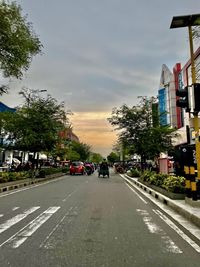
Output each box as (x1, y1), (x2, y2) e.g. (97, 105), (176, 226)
(158, 88), (168, 126)
(178, 71), (184, 90)
(0, 102), (16, 113)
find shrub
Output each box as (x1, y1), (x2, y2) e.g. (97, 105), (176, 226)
(0, 172), (9, 183)
(38, 167), (64, 178)
(7, 172), (17, 181)
(38, 169), (46, 178)
(127, 168), (141, 177)
(139, 171), (186, 194)
(61, 166), (69, 173)
(152, 173), (168, 187)
(140, 171), (155, 183)
(162, 175), (185, 193)
(0, 171), (29, 183)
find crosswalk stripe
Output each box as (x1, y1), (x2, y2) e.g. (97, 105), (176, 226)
(9, 207), (60, 248)
(0, 207), (40, 234)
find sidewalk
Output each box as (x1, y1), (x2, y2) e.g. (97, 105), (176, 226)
(123, 174), (200, 228)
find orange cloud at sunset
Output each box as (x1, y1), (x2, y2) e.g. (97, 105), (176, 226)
(70, 112), (117, 156)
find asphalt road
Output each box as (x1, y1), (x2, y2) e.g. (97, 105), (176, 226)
(0, 169), (200, 267)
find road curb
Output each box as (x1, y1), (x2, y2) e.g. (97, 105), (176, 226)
(0, 173), (66, 194)
(123, 174), (200, 228)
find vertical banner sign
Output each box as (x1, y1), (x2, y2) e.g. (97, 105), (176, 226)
(158, 88), (168, 126)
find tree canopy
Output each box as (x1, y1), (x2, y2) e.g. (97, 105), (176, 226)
(108, 98), (176, 164)
(68, 141), (91, 162)
(0, 1), (42, 93)
(90, 152), (103, 163)
(107, 152), (120, 164)
(0, 90), (67, 155)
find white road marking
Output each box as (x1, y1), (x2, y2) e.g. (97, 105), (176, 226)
(137, 209), (182, 253)
(12, 207), (19, 211)
(0, 207), (40, 234)
(62, 188), (79, 202)
(143, 215), (161, 234)
(153, 209), (200, 253)
(161, 235), (183, 254)
(126, 183), (148, 204)
(0, 214), (3, 218)
(121, 175), (200, 242)
(40, 206), (76, 249)
(6, 207), (60, 248)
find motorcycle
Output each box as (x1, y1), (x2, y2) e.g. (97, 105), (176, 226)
(85, 164), (93, 175)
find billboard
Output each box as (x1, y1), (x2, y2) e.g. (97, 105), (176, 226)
(158, 88), (168, 126)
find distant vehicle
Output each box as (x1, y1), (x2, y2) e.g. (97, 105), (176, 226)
(60, 160), (71, 167)
(98, 161), (109, 178)
(70, 161), (84, 175)
(84, 162), (95, 175)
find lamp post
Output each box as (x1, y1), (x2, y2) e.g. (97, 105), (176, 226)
(170, 14), (200, 200)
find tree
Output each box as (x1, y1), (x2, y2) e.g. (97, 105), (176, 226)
(67, 141), (91, 161)
(90, 152), (103, 163)
(0, 1), (42, 93)
(107, 152), (120, 164)
(192, 26), (200, 41)
(108, 98), (175, 168)
(0, 90), (67, 167)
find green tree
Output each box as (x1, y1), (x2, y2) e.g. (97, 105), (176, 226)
(0, 1), (42, 93)
(68, 141), (91, 161)
(66, 149), (80, 161)
(108, 98), (175, 168)
(107, 152), (120, 164)
(0, 90), (67, 167)
(90, 152), (103, 163)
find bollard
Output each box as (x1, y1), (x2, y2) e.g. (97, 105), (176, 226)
(184, 166), (191, 198)
(190, 166), (197, 201)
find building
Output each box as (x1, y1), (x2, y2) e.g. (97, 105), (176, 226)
(0, 102), (16, 165)
(59, 127), (79, 143)
(158, 46), (200, 147)
(158, 64), (177, 128)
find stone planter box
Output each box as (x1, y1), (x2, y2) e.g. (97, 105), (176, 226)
(38, 172), (64, 179)
(138, 179), (185, 200)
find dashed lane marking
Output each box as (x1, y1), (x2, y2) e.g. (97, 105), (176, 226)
(136, 209), (182, 254)
(153, 209), (200, 253)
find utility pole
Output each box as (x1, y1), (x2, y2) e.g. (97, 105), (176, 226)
(170, 14), (200, 201)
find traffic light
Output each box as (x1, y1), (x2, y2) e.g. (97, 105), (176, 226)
(176, 86), (190, 112)
(193, 83), (200, 113)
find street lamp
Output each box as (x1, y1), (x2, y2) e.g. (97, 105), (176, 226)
(170, 13), (200, 200)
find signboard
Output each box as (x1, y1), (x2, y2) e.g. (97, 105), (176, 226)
(158, 88), (168, 126)
(180, 144), (197, 166)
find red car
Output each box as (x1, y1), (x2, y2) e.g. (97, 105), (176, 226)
(70, 161), (85, 175)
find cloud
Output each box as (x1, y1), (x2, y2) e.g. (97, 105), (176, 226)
(1, 0), (200, 155)
(70, 111), (117, 155)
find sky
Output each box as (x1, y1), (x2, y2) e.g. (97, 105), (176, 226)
(1, 0), (200, 156)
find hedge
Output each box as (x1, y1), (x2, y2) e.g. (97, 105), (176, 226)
(139, 170), (185, 194)
(126, 168), (186, 194)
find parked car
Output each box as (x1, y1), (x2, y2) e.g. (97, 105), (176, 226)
(69, 161), (85, 175)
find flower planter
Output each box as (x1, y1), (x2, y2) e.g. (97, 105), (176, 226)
(38, 172), (64, 179)
(139, 180), (185, 200)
